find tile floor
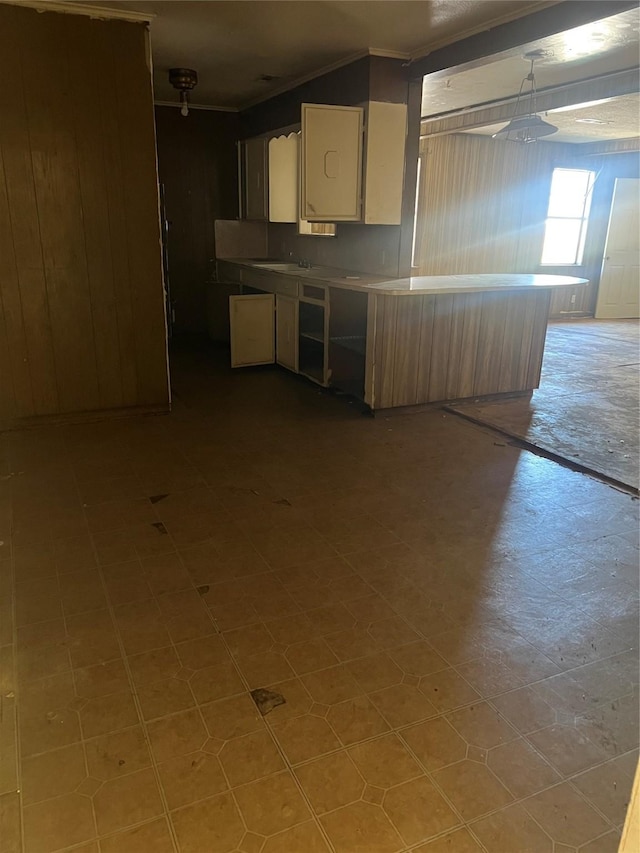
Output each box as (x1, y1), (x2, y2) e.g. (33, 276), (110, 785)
(0, 344), (638, 853)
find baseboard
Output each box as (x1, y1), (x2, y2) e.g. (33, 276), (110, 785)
(0, 404), (170, 433)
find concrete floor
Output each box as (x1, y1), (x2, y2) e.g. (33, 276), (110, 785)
(0, 342), (638, 853)
(450, 320), (640, 491)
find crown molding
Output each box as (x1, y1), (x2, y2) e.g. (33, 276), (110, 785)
(239, 49), (370, 110)
(239, 48), (410, 111)
(0, 1), (153, 22)
(154, 100), (238, 114)
(368, 48), (411, 61)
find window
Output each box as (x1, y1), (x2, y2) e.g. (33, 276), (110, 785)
(541, 167), (595, 265)
(298, 220), (336, 237)
(411, 154), (423, 268)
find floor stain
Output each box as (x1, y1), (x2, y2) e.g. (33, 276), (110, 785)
(250, 688), (286, 716)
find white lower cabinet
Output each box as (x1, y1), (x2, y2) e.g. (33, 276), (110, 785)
(229, 280), (329, 385)
(229, 294), (275, 367)
(276, 294), (298, 371)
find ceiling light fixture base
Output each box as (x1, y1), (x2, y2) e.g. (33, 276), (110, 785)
(169, 68), (198, 117)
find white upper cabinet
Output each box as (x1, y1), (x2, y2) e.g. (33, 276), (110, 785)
(242, 100), (407, 226)
(300, 102), (407, 225)
(268, 134), (298, 223)
(301, 104), (364, 222)
(243, 137), (268, 221)
(363, 101), (407, 225)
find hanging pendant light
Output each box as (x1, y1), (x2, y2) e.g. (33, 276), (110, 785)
(493, 52), (558, 143)
(169, 68), (198, 117)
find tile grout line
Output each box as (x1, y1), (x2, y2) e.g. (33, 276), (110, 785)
(96, 481), (339, 853)
(78, 467), (181, 853)
(189, 549), (340, 853)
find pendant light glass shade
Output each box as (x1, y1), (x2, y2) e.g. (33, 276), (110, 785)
(493, 55), (558, 143)
(492, 114), (559, 143)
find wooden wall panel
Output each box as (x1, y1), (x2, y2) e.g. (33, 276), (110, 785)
(25, 12), (100, 413)
(427, 294), (454, 402)
(391, 297), (423, 407)
(98, 31), (139, 405)
(474, 294), (510, 396)
(114, 23), (168, 406)
(69, 21), (124, 409)
(525, 291), (552, 388)
(415, 296), (435, 405)
(0, 148), (33, 419)
(375, 296), (398, 409)
(0, 5), (168, 426)
(448, 292), (482, 400)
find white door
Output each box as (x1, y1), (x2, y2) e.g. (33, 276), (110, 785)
(595, 177), (640, 319)
(276, 295), (298, 371)
(301, 104), (363, 221)
(229, 294), (274, 367)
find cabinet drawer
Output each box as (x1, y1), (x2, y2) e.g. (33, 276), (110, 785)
(301, 283), (327, 302)
(242, 268), (271, 289)
(277, 278), (299, 298)
(242, 269), (299, 298)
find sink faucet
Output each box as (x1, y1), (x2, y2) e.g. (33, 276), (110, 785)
(289, 252), (312, 269)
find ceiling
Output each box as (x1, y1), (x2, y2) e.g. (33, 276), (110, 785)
(421, 7), (640, 142)
(79, 0), (553, 108)
(462, 91), (640, 142)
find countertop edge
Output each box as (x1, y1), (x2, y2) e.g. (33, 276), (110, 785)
(217, 259), (588, 296)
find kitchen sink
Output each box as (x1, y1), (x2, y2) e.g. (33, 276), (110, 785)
(251, 262), (303, 271)
(249, 261), (341, 278)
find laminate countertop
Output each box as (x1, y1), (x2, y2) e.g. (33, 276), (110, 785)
(221, 260), (587, 296)
(349, 272), (588, 295)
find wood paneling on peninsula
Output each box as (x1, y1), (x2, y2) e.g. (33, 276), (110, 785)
(0, 4), (168, 427)
(372, 289), (551, 409)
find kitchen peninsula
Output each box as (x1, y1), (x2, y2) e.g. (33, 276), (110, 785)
(217, 259), (587, 412)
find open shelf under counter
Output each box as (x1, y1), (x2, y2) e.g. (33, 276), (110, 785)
(330, 335), (367, 357)
(299, 331), (324, 344)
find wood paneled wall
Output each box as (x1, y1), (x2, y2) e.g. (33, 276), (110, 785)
(0, 5), (168, 427)
(415, 133), (639, 318)
(155, 107), (239, 335)
(415, 133), (582, 276)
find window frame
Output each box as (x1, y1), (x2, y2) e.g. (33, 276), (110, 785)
(540, 167), (596, 267)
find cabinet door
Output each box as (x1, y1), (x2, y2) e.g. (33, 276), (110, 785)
(269, 134), (298, 223)
(229, 294), (274, 367)
(276, 294), (298, 371)
(364, 102), (407, 225)
(244, 137), (268, 220)
(301, 104), (363, 221)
